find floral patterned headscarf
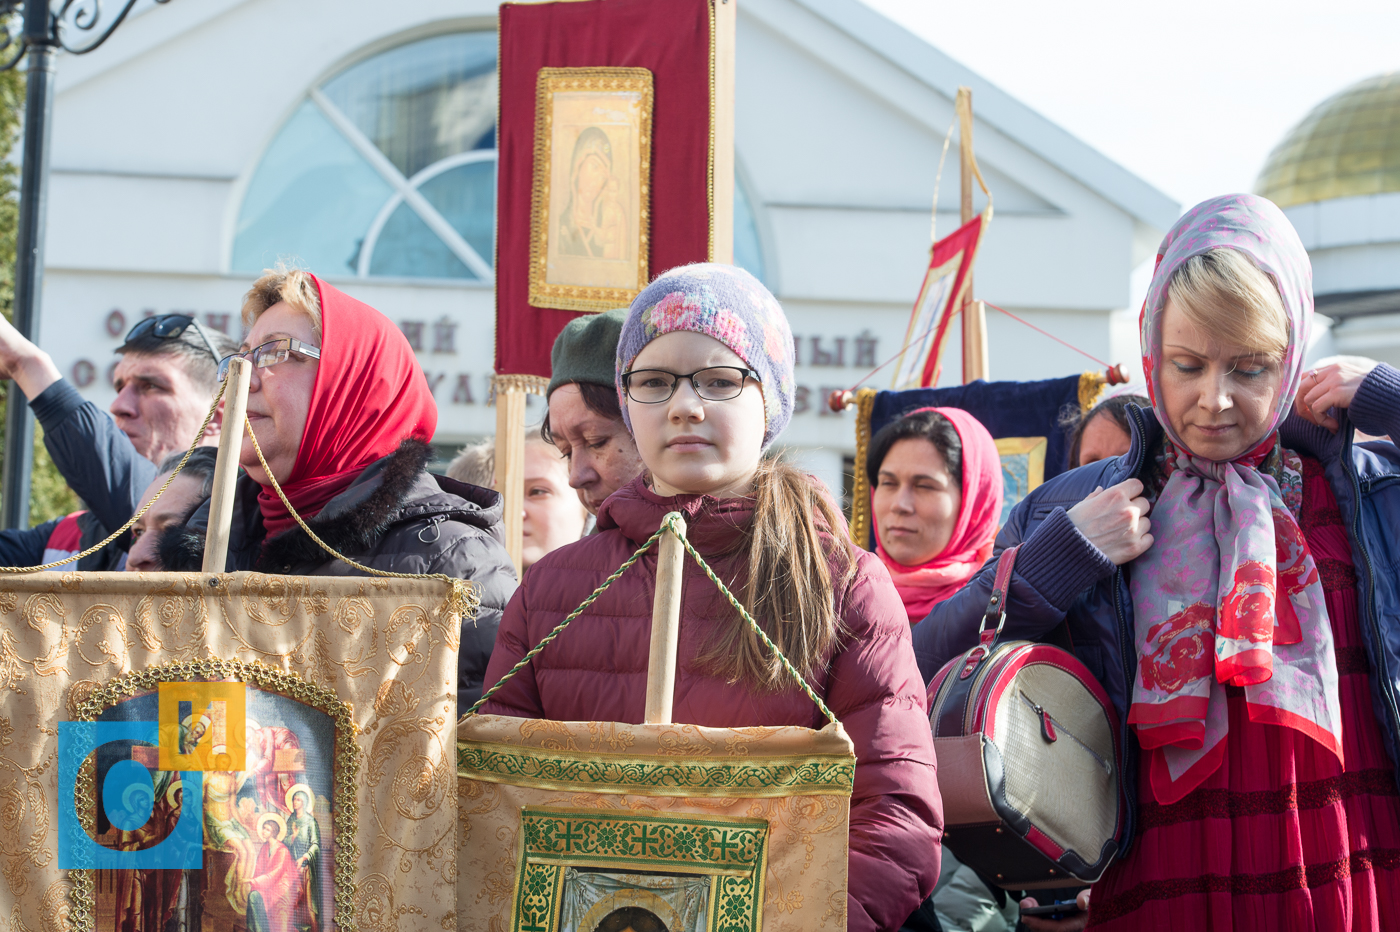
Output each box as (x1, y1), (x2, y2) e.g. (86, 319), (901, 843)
(1129, 194), (1341, 804)
(616, 264), (795, 449)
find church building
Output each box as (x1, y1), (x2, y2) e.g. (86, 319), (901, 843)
(42, 0), (1177, 494)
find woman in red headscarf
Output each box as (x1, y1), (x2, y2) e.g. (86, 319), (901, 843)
(159, 266), (517, 709)
(868, 406), (1004, 625)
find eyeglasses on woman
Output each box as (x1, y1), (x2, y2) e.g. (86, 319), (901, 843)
(620, 366), (758, 404)
(217, 338), (321, 382)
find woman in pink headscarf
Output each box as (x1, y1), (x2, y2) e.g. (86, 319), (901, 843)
(869, 406), (1003, 625)
(917, 194), (1400, 929)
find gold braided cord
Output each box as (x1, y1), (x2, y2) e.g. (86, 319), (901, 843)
(0, 378), (229, 573)
(243, 419), (479, 622)
(464, 523), (668, 718)
(464, 511), (839, 726)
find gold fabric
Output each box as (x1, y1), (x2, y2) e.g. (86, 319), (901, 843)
(458, 714), (854, 931)
(0, 571), (462, 932)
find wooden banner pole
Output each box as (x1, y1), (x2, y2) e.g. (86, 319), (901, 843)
(709, 0), (737, 264)
(495, 381), (528, 578)
(645, 514), (687, 725)
(203, 357), (251, 574)
(957, 87), (989, 384)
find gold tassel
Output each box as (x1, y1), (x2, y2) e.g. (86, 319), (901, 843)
(443, 578), (482, 624)
(1078, 371), (1107, 414)
(490, 374), (550, 400)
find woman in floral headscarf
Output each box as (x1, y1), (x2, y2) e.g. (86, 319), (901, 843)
(916, 194), (1400, 930)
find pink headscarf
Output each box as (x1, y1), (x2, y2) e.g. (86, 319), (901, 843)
(1129, 194), (1341, 804)
(874, 407), (1004, 624)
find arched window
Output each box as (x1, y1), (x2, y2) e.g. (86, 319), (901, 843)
(233, 31), (498, 281)
(734, 180), (766, 287)
(233, 29), (767, 286)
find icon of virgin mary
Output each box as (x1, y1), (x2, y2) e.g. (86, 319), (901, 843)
(558, 126), (627, 260)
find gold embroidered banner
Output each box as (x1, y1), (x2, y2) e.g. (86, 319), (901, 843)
(458, 714), (855, 932)
(0, 571), (462, 932)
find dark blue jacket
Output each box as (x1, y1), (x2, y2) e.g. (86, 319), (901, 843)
(912, 363), (1400, 856)
(0, 379), (148, 569)
(0, 512), (124, 570)
(0, 517), (59, 568)
(31, 378), (155, 531)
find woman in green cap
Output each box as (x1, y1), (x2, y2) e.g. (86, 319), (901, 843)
(543, 308), (645, 515)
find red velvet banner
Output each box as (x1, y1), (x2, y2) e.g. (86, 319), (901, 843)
(496, 0), (715, 378)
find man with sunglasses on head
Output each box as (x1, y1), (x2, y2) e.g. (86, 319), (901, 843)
(0, 312), (238, 568)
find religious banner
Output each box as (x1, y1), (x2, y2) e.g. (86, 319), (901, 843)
(848, 373), (1111, 545)
(889, 210), (990, 390)
(0, 571), (462, 932)
(457, 715), (855, 932)
(496, 0), (731, 378)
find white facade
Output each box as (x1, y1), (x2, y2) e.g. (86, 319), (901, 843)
(41, 0), (1176, 497)
(1283, 193), (1400, 368)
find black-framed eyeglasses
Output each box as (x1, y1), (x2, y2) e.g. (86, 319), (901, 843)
(620, 366), (758, 404)
(123, 313), (222, 362)
(217, 339), (322, 382)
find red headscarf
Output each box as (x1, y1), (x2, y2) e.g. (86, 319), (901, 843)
(873, 406), (1003, 624)
(256, 276), (437, 540)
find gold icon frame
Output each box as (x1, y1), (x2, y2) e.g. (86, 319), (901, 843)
(528, 67), (654, 313)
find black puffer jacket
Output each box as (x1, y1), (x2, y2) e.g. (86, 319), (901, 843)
(159, 439), (517, 710)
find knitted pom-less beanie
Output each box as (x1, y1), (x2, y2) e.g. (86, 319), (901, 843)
(546, 307), (629, 399)
(615, 264), (795, 449)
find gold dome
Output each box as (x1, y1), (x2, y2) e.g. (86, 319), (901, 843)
(1256, 72), (1400, 208)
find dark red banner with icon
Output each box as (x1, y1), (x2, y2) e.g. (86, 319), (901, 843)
(495, 0), (716, 378)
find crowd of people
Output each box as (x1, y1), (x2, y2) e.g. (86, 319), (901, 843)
(3, 192), (1398, 930)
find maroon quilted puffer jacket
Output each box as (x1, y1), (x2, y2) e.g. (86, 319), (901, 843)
(482, 477), (942, 931)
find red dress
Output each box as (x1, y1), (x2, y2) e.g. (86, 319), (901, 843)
(1089, 457), (1400, 929)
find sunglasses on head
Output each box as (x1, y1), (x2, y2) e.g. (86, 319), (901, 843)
(123, 314), (221, 362)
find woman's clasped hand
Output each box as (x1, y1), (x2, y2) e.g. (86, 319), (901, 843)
(1065, 479), (1153, 565)
(1294, 355), (1380, 432)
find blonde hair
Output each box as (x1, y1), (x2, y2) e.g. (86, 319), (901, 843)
(242, 264), (323, 339)
(1166, 248), (1288, 358)
(446, 428), (553, 490)
(447, 438), (495, 489)
(697, 460), (854, 691)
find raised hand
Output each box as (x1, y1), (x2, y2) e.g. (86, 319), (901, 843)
(0, 313), (60, 399)
(1296, 356), (1380, 433)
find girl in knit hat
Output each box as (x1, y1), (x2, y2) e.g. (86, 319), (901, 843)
(482, 264), (943, 932)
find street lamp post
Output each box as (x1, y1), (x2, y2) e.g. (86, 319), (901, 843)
(0, 0), (169, 529)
